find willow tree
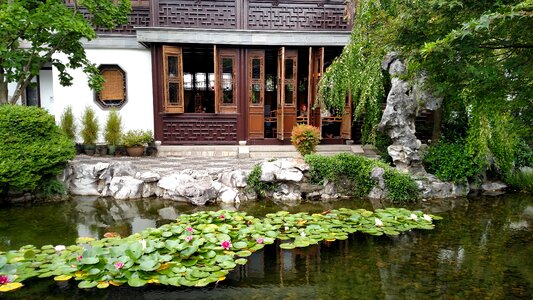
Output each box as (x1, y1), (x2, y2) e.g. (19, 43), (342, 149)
(320, 0), (533, 174)
(0, 0), (131, 104)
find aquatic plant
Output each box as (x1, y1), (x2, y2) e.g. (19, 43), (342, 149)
(0, 209), (441, 292)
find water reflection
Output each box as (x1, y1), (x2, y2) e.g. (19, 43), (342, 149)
(0, 194), (532, 299)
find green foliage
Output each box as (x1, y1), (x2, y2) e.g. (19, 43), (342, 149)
(290, 124), (320, 157)
(120, 130), (153, 147)
(383, 169), (420, 204)
(505, 171), (533, 194)
(305, 153), (418, 202)
(0, 209), (442, 292)
(80, 107), (99, 145)
(104, 109), (122, 145)
(245, 165), (276, 198)
(0, 0), (131, 104)
(0, 105), (75, 193)
(514, 140), (533, 169)
(36, 178), (66, 197)
(423, 140), (482, 183)
(59, 106), (76, 140)
(374, 131), (392, 163)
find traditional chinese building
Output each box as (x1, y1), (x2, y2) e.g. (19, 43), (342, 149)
(15, 0), (354, 145)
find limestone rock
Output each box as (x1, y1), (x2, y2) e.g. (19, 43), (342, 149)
(108, 176), (144, 200)
(260, 159), (304, 183)
(158, 170), (216, 205)
(139, 171), (161, 183)
(69, 164), (100, 196)
(219, 170), (248, 188)
(481, 181), (507, 195)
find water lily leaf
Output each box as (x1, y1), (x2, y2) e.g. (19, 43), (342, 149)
(76, 237), (96, 244)
(236, 250), (252, 257)
(128, 276), (147, 287)
(191, 269), (209, 278)
(126, 243), (143, 260)
(279, 243), (296, 250)
(0, 282), (23, 292)
(139, 259), (160, 272)
(23, 250), (35, 260)
(249, 244), (265, 252)
(235, 258), (247, 265)
(38, 271), (54, 278)
(97, 282), (109, 289)
(167, 277), (181, 286)
(180, 245), (198, 258)
(383, 229), (400, 235)
(178, 277), (195, 287)
(181, 259), (198, 267)
(80, 257), (99, 265)
(109, 280), (125, 287)
(195, 278), (211, 287)
(220, 260), (236, 269)
(54, 275), (72, 282)
(78, 280), (98, 289)
(0, 256), (6, 268)
(232, 242), (247, 249)
(162, 231), (173, 238)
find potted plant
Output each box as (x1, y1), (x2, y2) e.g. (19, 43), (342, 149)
(80, 107), (99, 155)
(59, 106), (81, 153)
(104, 109), (122, 155)
(291, 124), (320, 157)
(121, 129), (153, 157)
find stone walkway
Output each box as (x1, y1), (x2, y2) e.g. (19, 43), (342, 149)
(73, 155), (268, 176)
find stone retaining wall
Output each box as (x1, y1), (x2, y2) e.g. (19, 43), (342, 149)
(58, 158), (508, 205)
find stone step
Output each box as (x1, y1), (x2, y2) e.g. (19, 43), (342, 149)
(157, 144), (366, 158)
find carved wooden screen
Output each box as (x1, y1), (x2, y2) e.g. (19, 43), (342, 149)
(308, 47), (324, 130)
(162, 46), (184, 113)
(276, 47), (285, 140)
(216, 49), (238, 114)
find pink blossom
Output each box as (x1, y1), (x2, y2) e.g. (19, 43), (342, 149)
(115, 261), (124, 269)
(219, 215), (225, 219)
(221, 240), (232, 250)
(186, 227), (194, 232)
(76, 255), (83, 261)
(185, 235), (193, 242)
(256, 238), (264, 244)
(0, 275), (10, 284)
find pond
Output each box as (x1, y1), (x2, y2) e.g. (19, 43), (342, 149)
(0, 194), (532, 299)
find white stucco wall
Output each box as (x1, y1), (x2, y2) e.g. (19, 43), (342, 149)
(39, 69), (54, 113)
(52, 48), (153, 143)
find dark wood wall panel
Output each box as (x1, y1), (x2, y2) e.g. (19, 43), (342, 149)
(157, 0), (237, 29)
(247, 2), (349, 31)
(95, 7), (150, 35)
(161, 115), (239, 144)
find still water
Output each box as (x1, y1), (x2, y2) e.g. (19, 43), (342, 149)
(0, 195), (532, 299)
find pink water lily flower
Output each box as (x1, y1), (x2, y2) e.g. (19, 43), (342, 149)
(115, 261), (124, 269)
(0, 275), (10, 284)
(76, 255), (83, 261)
(185, 235), (193, 242)
(219, 215), (225, 219)
(256, 237), (264, 244)
(186, 227), (194, 232)
(221, 240), (232, 250)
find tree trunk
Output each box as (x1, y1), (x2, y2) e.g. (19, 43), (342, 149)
(0, 68), (8, 104)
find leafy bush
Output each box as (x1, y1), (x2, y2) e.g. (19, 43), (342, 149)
(305, 153), (419, 202)
(291, 124), (320, 156)
(80, 107), (99, 145)
(245, 164), (277, 198)
(374, 131), (392, 163)
(59, 106), (76, 140)
(505, 171), (533, 194)
(104, 109), (122, 145)
(121, 130), (153, 147)
(383, 169), (420, 204)
(0, 105), (75, 194)
(422, 140), (481, 183)
(514, 139), (533, 169)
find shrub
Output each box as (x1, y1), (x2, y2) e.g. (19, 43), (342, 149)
(514, 139), (533, 169)
(0, 105), (75, 194)
(121, 130), (153, 147)
(245, 164), (277, 198)
(104, 109), (123, 145)
(59, 106), (76, 140)
(80, 107), (99, 145)
(304, 153), (418, 202)
(291, 124), (320, 156)
(505, 171), (533, 193)
(374, 131), (392, 163)
(422, 140), (481, 183)
(383, 169), (420, 203)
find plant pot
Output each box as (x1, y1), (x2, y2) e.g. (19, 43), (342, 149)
(84, 144), (96, 156)
(126, 146), (145, 157)
(107, 145), (117, 156)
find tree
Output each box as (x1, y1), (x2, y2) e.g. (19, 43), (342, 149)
(0, 0), (131, 104)
(320, 0), (533, 175)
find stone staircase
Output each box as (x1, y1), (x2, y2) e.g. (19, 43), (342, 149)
(157, 144), (366, 158)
